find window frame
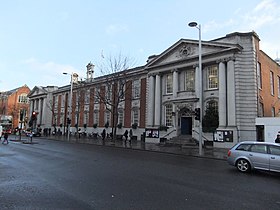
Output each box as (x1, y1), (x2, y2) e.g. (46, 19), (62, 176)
(207, 65), (218, 89)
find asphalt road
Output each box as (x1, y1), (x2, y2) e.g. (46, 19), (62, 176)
(1, 138), (280, 210)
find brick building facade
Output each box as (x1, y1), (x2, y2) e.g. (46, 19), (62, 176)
(28, 31), (280, 148)
(0, 85), (30, 130)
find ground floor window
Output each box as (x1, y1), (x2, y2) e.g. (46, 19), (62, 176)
(165, 104), (173, 126)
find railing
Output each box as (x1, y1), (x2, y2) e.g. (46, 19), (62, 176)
(192, 129), (209, 141)
(162, 129), (176, 139)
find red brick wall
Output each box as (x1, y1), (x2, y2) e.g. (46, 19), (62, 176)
(258, 51), (280, 116)
(99, 86), (105, 126)
(124, 81), (132, 127)
(89, 88), (95, 126)
(6, 86), (30, 128)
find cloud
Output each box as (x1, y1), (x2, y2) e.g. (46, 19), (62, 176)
(22, 58), (83, 88)
(105, 24), (129, 35)
(242, 0), (280, 30)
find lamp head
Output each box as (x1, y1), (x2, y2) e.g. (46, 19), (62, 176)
(188, 22), (198, 27)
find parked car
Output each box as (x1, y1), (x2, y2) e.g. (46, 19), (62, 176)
(227, 141), (280, 173)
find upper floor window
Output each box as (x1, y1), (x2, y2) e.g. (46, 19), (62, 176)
(257, 62), (262, 89)
(18, 94), (28, 103)
(94, 87), (100, 103)
(277, 76), (280, 98)
(166, 74), (173, 94)
(132, 79), (140, 98)
(270, 71), (274, 95)
(185, 70), (195, 91)
(207, 65), (218, 89)
(85, 89), (90, 104)
(132, 108), (139, 124)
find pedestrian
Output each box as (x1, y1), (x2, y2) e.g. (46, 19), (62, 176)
(2, 132), (9, 144)
(123, 130), (128, 142)
(101, 129), (106, 141)
(275, 134), (280, 143)
(129, 129), (133, 143)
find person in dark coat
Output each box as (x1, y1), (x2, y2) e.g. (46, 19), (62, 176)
(124, 130), (128, 142)
(2, 132), (9, 144)
(275, 134), (280, 143)
(101, 129), (106, 141)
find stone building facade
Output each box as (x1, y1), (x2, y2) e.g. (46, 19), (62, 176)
(28, 31), (280, 148)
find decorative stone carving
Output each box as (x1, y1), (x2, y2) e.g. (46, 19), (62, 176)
(176, 44), (194, 58)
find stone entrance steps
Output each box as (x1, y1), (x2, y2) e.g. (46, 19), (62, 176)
(162, 135), (198, 148)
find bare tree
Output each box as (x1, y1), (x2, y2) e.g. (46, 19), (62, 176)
(95, 53), (135, 140)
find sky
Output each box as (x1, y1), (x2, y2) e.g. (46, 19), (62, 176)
(0, 0), (279, 91)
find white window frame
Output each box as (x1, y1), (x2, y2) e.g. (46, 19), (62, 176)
(165, 104), (173, 126)
(207, 65), (218, 89)
(185, 70), (195, 91)
(166, 74), (173, 94)
(132, 79), (140, 98)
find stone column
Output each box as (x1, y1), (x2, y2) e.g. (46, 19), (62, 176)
(41, 98), (45, 126)
(218, 62), (227, 127)
(227, 60), (236, 126)
(173, 70), (178, 98)
(147, 75), (155, 127)
(38, 98), (42, 125)
(154, 74), (161, 126)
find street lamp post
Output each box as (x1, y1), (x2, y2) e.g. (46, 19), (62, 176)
(189, 21), (203, 156)
(63, 72), (74, 141)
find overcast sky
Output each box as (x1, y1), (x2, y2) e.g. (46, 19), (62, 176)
(0, 0), (279, 91)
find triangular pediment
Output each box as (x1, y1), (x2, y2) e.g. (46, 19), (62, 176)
(28, 86), (48, 98)
(145, 39), (241, 68)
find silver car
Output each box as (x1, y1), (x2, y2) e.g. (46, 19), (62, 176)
(227, 141), (280, 173)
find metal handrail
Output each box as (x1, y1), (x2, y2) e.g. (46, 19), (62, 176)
(162, 129), (176, 138)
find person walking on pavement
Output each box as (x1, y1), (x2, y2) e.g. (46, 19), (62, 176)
(123, 130), (128, 142)
(2, 132), (9, 144)
(101, 129), (106, 141)
(129, 129), (133, 143)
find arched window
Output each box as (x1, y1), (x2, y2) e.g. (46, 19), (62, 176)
(207, 100), (218, 112)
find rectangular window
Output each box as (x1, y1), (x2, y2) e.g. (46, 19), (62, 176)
(207, 65), (218, 89)
(119, 80), (125, 100)
(94, 111), (99, 125)
(132, 79), (140, 98)
(257, 62), (262, 89)
(166, 74), (173, 94)
(105, 111), (110, 125)
(118, 110), (124, 125)
(105, 85), (111, 102)
(94, 87), (100, 103)
(270, 71), (274, 95)
(165, 104), (173, 126)
(18, 94), (28, 103)
(132, 109), (139, 124)
(85, 89), (90, 104)
(278, 76), (280, 98)
(185, 70), (195, 91)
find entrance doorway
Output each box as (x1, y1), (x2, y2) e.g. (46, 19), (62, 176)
(181, 117), (192, 135)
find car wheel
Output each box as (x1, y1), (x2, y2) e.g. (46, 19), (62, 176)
(236, 159), (250, 172)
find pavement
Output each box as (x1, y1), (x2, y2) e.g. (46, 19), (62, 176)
(8, 134), (229, 160)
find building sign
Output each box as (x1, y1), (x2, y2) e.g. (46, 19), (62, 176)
(145, 128), (159, 138)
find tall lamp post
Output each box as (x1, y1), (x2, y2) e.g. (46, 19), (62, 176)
(63, 72), (74, 141)
(188, 21), (202, 156)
